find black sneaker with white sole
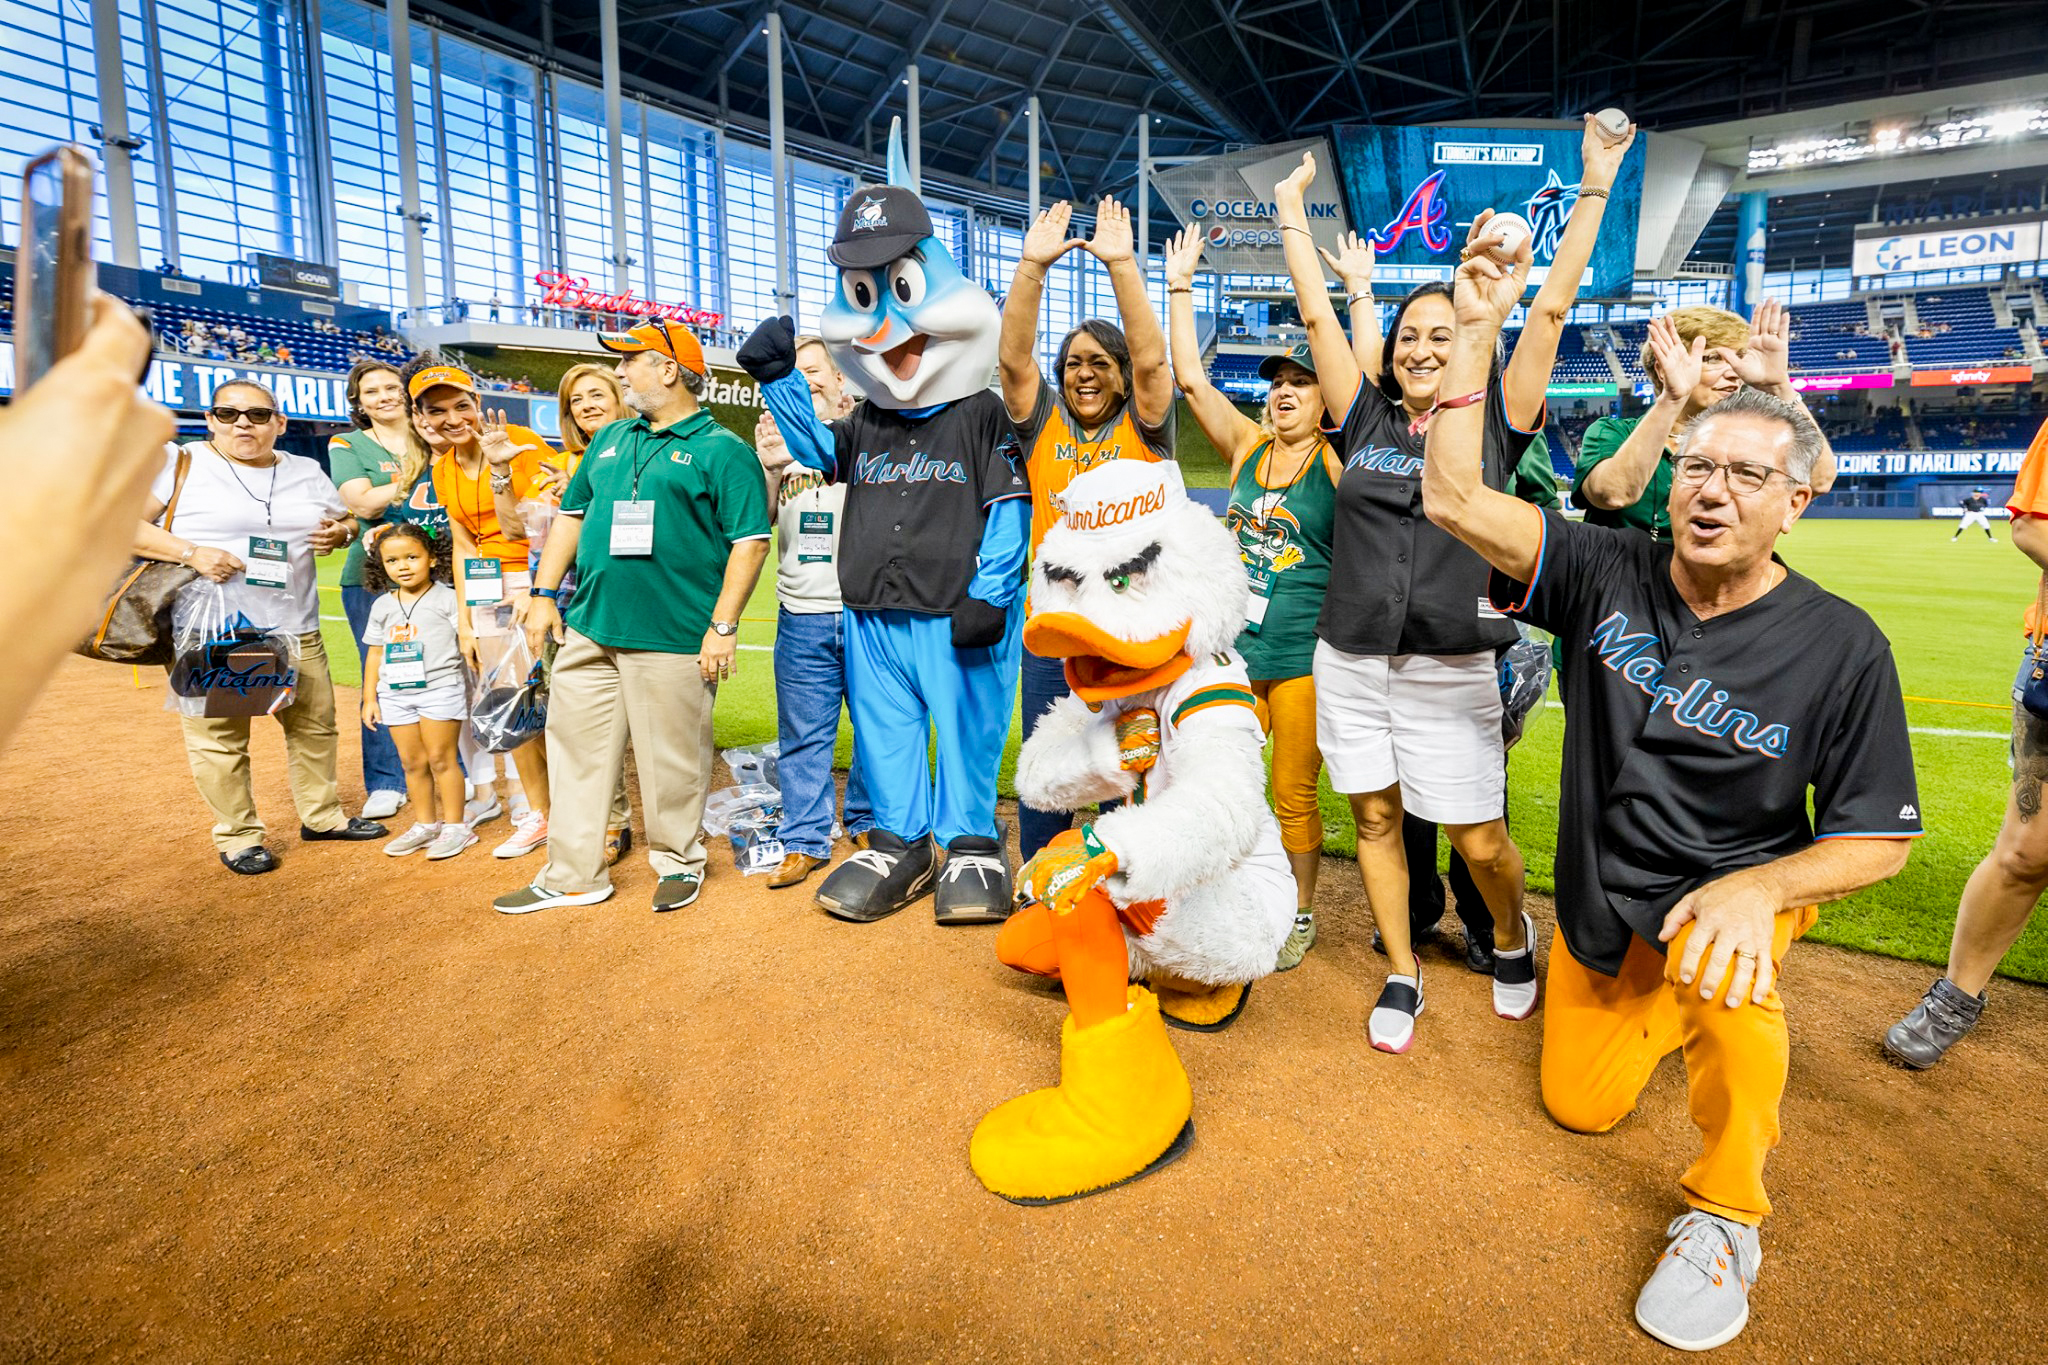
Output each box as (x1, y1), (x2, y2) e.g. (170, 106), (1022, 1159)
(934, 832), (1013, 925)
(814, 830), (937, 923)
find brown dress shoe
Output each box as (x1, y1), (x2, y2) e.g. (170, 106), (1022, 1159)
(847, 830), (871, 851)
(768, 851), (828, 889)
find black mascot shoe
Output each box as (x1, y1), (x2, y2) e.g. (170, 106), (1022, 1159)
(934, 832), (1013, 926)
(815, 830), (938, 923)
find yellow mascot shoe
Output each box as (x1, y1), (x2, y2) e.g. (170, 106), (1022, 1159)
(970, 986), (1194, 1204)
(1152, 975), (1253, 1033)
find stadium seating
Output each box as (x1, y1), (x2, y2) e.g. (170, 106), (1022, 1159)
(1903, 290), (2026, 366)
(1785, 301), (1888, 372)
(1914, 409), (2042, 449)
(1821, 412), (1908, 451)
(1547, 326), (1616, 382)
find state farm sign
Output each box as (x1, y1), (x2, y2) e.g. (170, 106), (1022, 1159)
(533, 270), (724, 327)
(1909, 365), (2033, 386)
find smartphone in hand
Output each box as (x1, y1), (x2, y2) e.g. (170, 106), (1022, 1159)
(15, 144), (96, 390)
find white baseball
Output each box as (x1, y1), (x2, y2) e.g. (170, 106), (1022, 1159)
(1476, 212), (1531, 263)
(1593, 108), (1631, 144)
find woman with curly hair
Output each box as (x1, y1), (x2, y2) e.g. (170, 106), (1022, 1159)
(360, 521), (471, 858)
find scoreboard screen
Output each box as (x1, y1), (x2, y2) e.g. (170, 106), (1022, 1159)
(1329, 125), (1647, 298)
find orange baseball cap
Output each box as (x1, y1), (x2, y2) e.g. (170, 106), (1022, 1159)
(597, 320), (708, 376)
(406, 364), (477, 400)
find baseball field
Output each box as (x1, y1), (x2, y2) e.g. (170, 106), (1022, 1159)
(313, 516), (2048, 983)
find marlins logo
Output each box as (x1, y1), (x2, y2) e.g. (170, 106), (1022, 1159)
(1523, 171), (1580, 262)
(1226, 490), (1306, 575)
(850, 195), (889, 233)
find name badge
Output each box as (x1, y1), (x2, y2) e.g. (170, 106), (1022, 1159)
(612, 500), (655, 556)
(1242, 561), (1274, 632)
(246, 536), (290, 590)
(797, 510), (834, 564)
(383, 641), (428, 690)
(464, 558), (503, 604)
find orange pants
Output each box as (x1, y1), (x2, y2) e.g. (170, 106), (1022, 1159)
(1254, 675), (1324, 861)
(1539, 906), (1817, 1226)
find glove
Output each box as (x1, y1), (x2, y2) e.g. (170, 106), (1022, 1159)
(1017, 828), (1120, 917)
(736, 314), (797, 382)
(951, 594), (1008, 649)
(1114, 707), (1160, 773)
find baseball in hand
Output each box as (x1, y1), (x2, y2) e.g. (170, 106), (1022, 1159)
(1593, 108), (1631, 145)
(1475, 212), (1532, 263)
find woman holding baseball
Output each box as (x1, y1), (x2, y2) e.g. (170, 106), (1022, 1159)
(1271, 114), (1635, 1052)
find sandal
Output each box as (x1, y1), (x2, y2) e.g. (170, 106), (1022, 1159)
(604, 826), (632, 866)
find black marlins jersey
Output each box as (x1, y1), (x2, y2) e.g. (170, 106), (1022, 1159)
(826, 390), (1029, 615)
(1493, 511), (1924, 976)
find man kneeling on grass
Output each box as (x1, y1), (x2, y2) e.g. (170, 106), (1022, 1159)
(496, 320), (770, 916)
(1423, 244), (1922, 1352)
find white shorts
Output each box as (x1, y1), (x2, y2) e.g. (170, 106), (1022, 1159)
(377, 680), (468, 726)
(1312, 642), (1506, 823)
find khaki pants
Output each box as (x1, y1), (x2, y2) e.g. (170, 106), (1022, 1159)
(178, 630), (345, 852)
(539, 630), (715, 894)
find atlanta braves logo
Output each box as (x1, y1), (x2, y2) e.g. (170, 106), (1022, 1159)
(1366, 171), (1452, 254)
(1524, 171), (1579, 262)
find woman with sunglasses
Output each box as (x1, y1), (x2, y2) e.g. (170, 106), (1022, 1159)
(331, 360), (446, 821)
(132, 382), (387, 874)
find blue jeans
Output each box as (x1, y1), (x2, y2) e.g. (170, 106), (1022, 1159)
(341, 583), (407, 795)
(774, 608), (873, 857)
(1019, 648), (1080, 861)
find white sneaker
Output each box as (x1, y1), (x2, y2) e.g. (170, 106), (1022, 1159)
(384, 822), (441, 857)
(426, 824), (479, 860)
(493, 810), (549, 859)
(1492, 909), (1540, 1020)
(1368, 971), (1424, 1053)
(464, 794), (504, 828)
(362, 789), (406, 821)
(1635, 1210), (1762, 1351)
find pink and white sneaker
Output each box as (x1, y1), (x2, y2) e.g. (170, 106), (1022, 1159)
(493, 810), (549, 859)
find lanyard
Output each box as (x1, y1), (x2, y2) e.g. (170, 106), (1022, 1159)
(213, 443), (279, 526)
(393, 585), (429, 628)
(629, 434), (668, 499)
(1257, 437), (1327, 493)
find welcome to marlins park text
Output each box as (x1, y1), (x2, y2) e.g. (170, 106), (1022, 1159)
(1833, 449), (2031, 476)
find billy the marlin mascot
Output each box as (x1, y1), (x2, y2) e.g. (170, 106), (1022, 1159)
(971, 460), (1297, 1203)
(738, 124), (1030, 925)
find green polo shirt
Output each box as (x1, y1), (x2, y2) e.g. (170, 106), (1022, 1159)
(559, 409), (771, 653)
(1514, 431), (1561, 510)
(1571, 415), (1672, 540)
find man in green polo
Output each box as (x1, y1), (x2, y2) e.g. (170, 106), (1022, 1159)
(496, 320), (771, 915)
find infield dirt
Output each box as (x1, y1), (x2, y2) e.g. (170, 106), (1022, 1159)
(1, 658), (2043, 1361)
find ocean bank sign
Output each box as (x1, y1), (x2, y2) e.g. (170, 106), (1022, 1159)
(1853, 217), (2043, 276)
(1152, 138), (1354, 273)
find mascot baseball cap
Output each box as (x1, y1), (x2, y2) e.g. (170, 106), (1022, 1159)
(1258, 343), (1318, 381)
(407, 364), (477, 401)
(829, 185), (934, 269)
(597, 320), (708, 376)
(1052, 460), (1188, 539)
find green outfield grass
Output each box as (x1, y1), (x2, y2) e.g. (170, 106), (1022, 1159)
(319, 516), (2048, 984)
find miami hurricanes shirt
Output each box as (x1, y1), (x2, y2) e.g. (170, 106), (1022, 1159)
(1492, 511), (1923, 975)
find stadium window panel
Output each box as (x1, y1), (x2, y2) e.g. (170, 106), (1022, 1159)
(432, 29), (540, 305)
(722, 139), (777, 326)
(321, 0), (408, 306)
(551, 76), (614, 289)
(790, 161), (851, 330)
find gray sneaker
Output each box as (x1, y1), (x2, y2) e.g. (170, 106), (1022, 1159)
(1883, 977), (1986, 1069)
(1275, 913), (1316, 971)
(493, 881), (616, 915)
(653, 873), (702, 913)
(384, 822), (441, 857)
(1634, 1210), (1762, 1352)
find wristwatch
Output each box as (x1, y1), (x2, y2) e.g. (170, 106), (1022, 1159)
(709, 620), (739, 637)
(489, 472), (513, 494)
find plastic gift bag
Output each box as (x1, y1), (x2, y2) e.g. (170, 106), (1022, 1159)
(165, 578), (300, 718)
(728, 805), (788, 876)
(1498, 623), (1554, 750)
(721, 741), (781, 789)
(702, 783), (781, 838)
(468, 624), (553, 753)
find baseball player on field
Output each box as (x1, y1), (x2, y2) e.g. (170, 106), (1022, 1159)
(1954, 487), (1996, 541)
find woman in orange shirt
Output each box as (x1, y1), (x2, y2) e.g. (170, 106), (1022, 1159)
(407, 357), (555, 860)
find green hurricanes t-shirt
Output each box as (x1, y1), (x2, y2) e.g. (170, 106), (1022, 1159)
(326, 429), (448, 585)
(1514, 431), (1562, 510)
(559, 410), (771, 652)
(1571, 415), (1672, 539)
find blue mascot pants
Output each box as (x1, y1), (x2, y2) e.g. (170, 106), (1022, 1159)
(844, 602), (1023, 848)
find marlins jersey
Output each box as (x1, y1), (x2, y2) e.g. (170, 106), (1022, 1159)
(1016, 380), (1175, 553)
(1320, 379), (1536, 657)
(825, 390), (1030, 615)
(1493, 510), (1924, 976)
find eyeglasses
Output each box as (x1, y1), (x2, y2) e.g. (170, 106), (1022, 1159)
(210, 405), (277, 425)
(1672, 454), (1801, 495)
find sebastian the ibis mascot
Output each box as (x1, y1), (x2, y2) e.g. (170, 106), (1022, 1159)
(970, 459), (1298, 1203)
(738, 121), (1030, 926)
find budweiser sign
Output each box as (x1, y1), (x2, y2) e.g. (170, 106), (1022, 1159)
(532, 270), (724, 327)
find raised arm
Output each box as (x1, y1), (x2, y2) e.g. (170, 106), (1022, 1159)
(1001, 201), (1084, 423)
(1580, 316), (1699, 510)
(1725, 298), (1837, 494)
(736, 317), (836, 476)
(1318, 232), (1382, 384)
(1085, 198), (1173, 428)
(1163, 229), (1263, 474)
(1272, 152), (1361, 419)
(1421, 250), (1545, 585)
(1501, 114), (1637, 429)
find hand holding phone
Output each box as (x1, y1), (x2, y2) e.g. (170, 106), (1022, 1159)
(16, 144), (96, 390)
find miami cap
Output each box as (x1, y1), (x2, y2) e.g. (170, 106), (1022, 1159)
(597, 319), (708, 376)
(407, 364), (477, 401)
(829, 185), (934, 269)
(1258, 343), (1318, 381)
(1052, 460), (1188, 540)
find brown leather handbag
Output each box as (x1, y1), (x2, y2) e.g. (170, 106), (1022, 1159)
(77, 446), (201, 666)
